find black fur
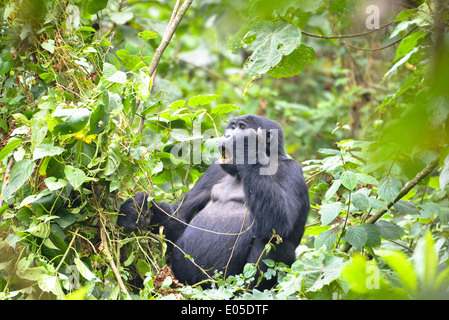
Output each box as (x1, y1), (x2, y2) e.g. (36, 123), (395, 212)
(117, 115), (310, 288)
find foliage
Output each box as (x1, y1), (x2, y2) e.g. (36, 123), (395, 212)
(0, 0), (448, 300)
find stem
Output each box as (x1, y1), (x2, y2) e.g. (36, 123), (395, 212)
(301, 20), (394, 39)
(341, 156), (439, 253)
(55, 228), (79, 274)
(100, 220), (132, 300)
(137, 0), (192, 134)
(340, 25), (419, 52)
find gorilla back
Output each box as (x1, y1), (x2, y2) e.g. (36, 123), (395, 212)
(117, 115), (310, 288)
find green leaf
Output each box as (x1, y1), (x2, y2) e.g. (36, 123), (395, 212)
(263, 259), (275, 268)
(355, 173), (379, 186)
(38, 274), (64, 299)
(351, 191), (369, 211)
(52, 108), (91, 135)
(64, 165), (85, 189)
(138, 30), (158, 40)
(26, 222), (50, 238)
(303, 255), (344, 292)
(367, 196), (388, 210)
(378, 249), (417, 294)
(325, 179), (341, 201)
(188, 94), (218, 107)
(375, 220), (405, 240)
(74, 257), (98, 281)
(88, 103), (110, 135)
(297, 0), (325, 12)
(341, 171), (358, 190)
(243, 263), (257, 279)
(319, 202), (343, 226)
(133, 69), (152, 100)
(211, 104), (239, 115)
(116, 49), (144, 71)
(341, 254), (386, 294)
(268, 45), (315, 78)
(361, 223), (381, 247)
(110, 11), (134, 25)
(396, 29), (426, 59)
(413, 231), (438, 290)
(87, 0), (108, 15)
(65, 285), (91, 300)
(243, 21), (302, 76)
(378, 177), (402, 202)
(0, 138), (22, 162)
(393, 200), (419, 215)
(56, 209), (77, 228)
(228, 25), (250, 54)
(103, 63), (127, 83)
(346, 225), (367, 249)
(314, 230), (337, 250)
(41, 40), (55, 54)
(32, 140), (64, 161)
(1, 159), (35, 200)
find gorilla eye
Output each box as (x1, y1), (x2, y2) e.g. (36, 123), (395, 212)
(239, 123), (246, 130)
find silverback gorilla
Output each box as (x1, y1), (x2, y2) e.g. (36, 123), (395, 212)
(117, 115), (309, 288)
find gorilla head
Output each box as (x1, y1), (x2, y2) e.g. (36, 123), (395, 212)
(218, 115), (285, 176)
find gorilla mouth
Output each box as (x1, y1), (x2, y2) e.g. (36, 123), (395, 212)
(219, 147), (233, 164)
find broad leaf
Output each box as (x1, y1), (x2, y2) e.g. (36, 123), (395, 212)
(314, 230), (337, 250)
(351, 191), (370, 211)
(361, 223), (381, 247)
(0, 138), (22, 162)
(188, 94), (218, 107)
(346, 225), (367, 249)
(319, 202), (343, 226)
(1, 159), (35, 200)
(243, 21), (302, 76)
(53, 108), (91, 135)
(341, 171), (358, 190)
(268, 45), (315, 78)
(378, 177), (402, 202)
(64, 165), (85, 189)
(33, 140), (64, 161)
(375, 220), (405, 240)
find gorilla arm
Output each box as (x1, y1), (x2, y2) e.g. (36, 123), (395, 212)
(117, 164), (226, 242)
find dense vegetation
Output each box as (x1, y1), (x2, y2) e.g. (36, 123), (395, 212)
(0, 0), (448, 300)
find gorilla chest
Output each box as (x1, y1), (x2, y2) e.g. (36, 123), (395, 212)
(210, 175), (245, 204)
(187, 175), (249, 232)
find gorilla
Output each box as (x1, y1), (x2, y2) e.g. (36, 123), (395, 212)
(117, 115), (309, 289)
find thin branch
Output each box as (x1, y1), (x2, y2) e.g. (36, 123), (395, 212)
(100, 219), (132, 300)
(137, 0), (192, 134)
(301, 20), (394, 39)
(55, 228), (79, 274)
(147, 0), (191, 77)
(340, 25), (419, 52)
(224, 208), (250, 279)
(341, 156), (439, 253)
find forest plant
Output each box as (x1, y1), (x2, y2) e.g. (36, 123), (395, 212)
(0, 0), (448, 300)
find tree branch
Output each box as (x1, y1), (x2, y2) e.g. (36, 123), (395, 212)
(341, 156), (440, 253)
(137, 0), (192, 134)
(339, 25), (419, 52)
(301, 21), (394, 40)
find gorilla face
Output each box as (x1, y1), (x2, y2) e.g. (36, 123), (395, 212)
(217, 115), (285, 176)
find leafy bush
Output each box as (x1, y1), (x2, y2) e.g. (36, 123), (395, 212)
(1, 0), (448, 300)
